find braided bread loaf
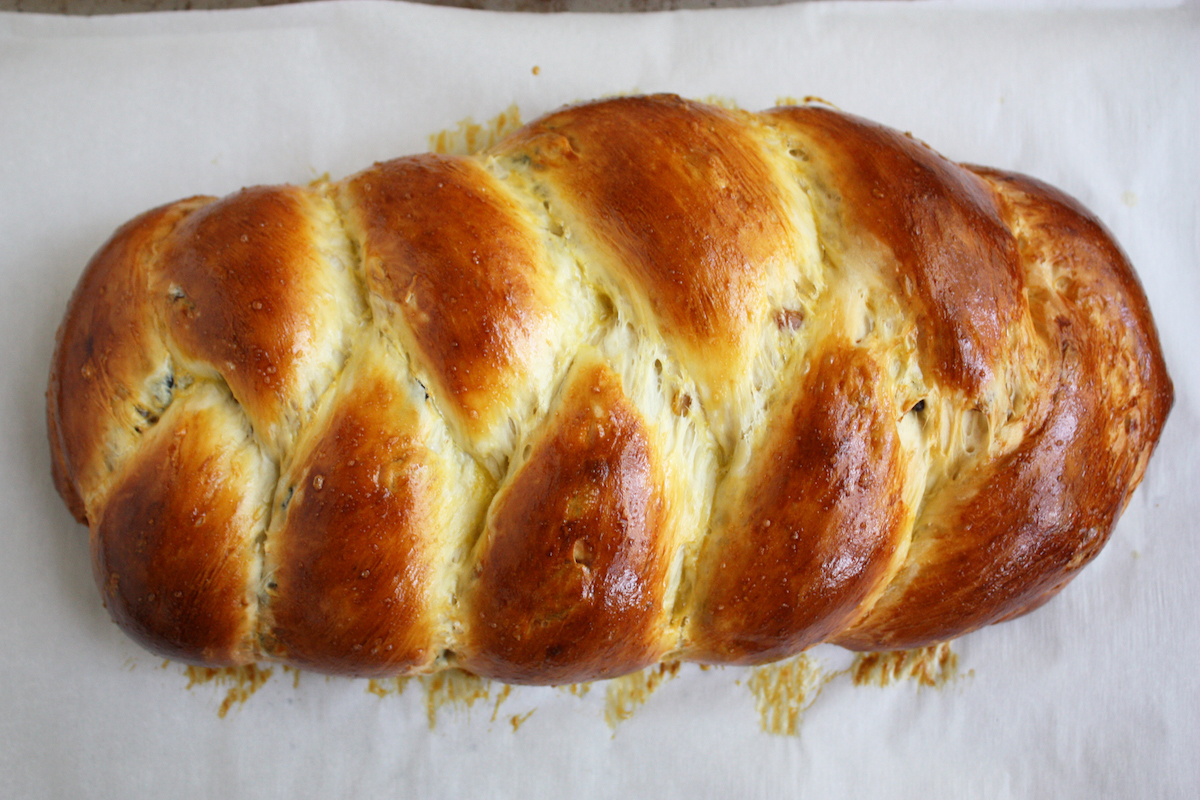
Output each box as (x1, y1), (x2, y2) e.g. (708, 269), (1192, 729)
(47, 95), (1172, 685)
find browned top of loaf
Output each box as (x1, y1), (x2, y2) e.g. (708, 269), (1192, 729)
(47, 95), (1173, 684)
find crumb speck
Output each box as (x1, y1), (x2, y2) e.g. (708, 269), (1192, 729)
(429, 105), (524, 156)
(510, 709), (536, 731)
(420, 669), (492, 729)
(747, 654), (828, 736)
(183, 664), (274, 719)
(850, 643), (958, 689)
(604, 662), (680, 728)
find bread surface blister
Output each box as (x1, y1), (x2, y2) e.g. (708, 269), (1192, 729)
(47, 95), (1173, 685)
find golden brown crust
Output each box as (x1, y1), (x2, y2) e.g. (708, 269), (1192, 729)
(766, 106), (1024, 399)
(48, 95), (1173, 683)
(91, 387), (267, 666)
(498, 95), (805, 408)
(342, 155), (559, 446)
(688, 344), (911, 664)
(836, 169), (1174, 650)
(262, 352), (442, 677)
(155, 185), (360, 457)
(48, 198), (210, 523)
(157, 187), (313, 416)
(459, 357), (670, 685)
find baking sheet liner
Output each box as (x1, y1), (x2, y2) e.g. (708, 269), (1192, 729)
(1, 1), (1197, 796)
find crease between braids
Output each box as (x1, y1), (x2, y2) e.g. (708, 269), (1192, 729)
(48, 95), (1173, 685)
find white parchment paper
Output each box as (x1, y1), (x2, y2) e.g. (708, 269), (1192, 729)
(1, 2), (1197, 797)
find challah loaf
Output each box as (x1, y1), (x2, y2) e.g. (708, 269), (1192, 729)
(47, 95), (1173, 685)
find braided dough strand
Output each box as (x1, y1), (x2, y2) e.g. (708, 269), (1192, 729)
(47, 95), (1172, 684)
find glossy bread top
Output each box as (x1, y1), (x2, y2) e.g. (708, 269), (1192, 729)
(47, 95), (1173, 684)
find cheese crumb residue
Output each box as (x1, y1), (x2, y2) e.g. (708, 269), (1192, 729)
(510, 709), (536, 732)
(169, 645), (960, 730)
(490, 684), (513, 722)
(746, 644), (962, 736)
(429, 105), (524, 156)
(747, 654), (827, 736)
(366, 675), (411, 698)
(603, 661), (681, 728)
(700, 95), (740, 110)
(419, 669), (493, 729)
(850, 643), (959, 688)
(558, 682), (592, 699)
(182, 664), (274, 719)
